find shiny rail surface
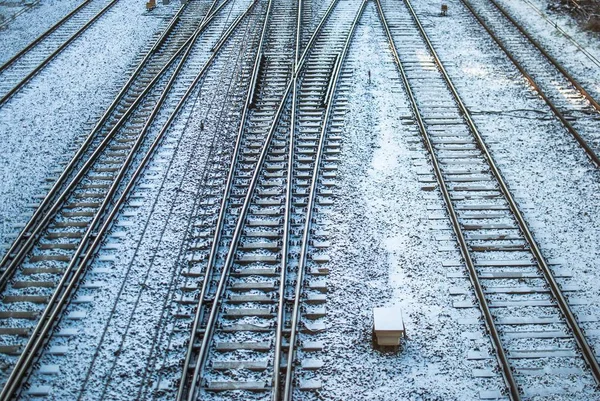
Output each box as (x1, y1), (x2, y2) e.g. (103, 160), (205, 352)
(0, 0), (253, 397)
(0, 0), (119, 105)
(377, 0), (600, 399)
(460, 0), (600, 166)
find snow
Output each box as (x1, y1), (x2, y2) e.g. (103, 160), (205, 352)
(21, 0), (260, 398)
(0, 0), (82, 64)
(0, 0), (177, 251)
(1, 0), (600, 398)
(310, 4), (500, 399)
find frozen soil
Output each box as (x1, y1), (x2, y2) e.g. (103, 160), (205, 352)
(310, 4), (502, 400)
(0, 0), (177, 249)
(410, 0), (600, 394)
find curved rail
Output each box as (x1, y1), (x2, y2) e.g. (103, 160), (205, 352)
(0, 2), (251, 398)
(0, 0), (120, 106)
(176, 0), (355, 398)
(281, 1), (366, 399)
(174, 0), (280, 397)
(272, 0), (345, 397)
(0, 0), (227, 289)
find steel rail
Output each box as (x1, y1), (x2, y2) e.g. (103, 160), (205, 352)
(481, 0), (600, 111)
(0, 0), (232, 288)
(421, 0), (600, 386)
(282, 2), (366, 399)
(374, 0), (520, 398)
(272, 79), (296, 401)
(567, 0), (587, 16)
(0, 0), (120, 106)
(175, 0), (274, 398)
(0, 3), (251, 398)
(0, 0), (217, 267)
(178, 0), (343, 397)
(0, 0), (93, 74)
(77, 1), (249, 395)
(184, 87), (293, 400)
(0, 0), (42, 30)
(400, 0), (600, 396)
(459, 0), (600, 167)
(271, 0), (302, 396)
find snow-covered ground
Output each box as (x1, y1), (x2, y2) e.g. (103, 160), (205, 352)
(1, 0), (600, 398)
(0, 0), (81, 63)
(0, 0), (177, 249)
(311, 4), (503, 399)
(409, 0), (600, 392)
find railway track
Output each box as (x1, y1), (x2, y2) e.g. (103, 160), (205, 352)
(150, 0), (301, 395)
(0, 0), (256, 397)
(0, 0), (42, 31)
(0, 0), (120, 105)
(377, 0), (600, 399)
(458, 0), (600, 167)
(0, 0), (219, 263)
(172, 0), (366, 398)
(17, 0), (269, 397)
(130, 16), (267, 398)
(173, 0), (298, 393)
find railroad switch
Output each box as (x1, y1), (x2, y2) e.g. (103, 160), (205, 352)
(373, 306), (405, 350)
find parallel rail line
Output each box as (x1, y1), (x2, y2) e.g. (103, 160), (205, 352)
(175, 0), (294, 395)
(519, 0), (600, 69)
(0, 0), (225, 303)
(0, 0), (219, 266)
(174, 0), (365, 398)
(130, 17), (262, 398)
(460, 0), (600, 166)
(54, 0), (263, 398)
(377, 0), (600, 399)
(4, 0), (599, 398)
(0, 0), (254, 397)
(141, 22), (265, 396)
(0, 0), (120, 105)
